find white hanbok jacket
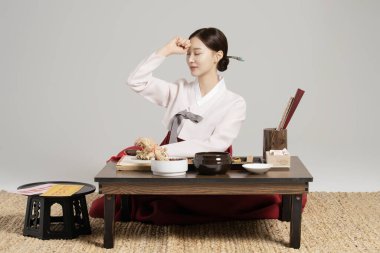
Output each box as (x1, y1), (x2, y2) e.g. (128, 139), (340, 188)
(126, 51), (247, 157)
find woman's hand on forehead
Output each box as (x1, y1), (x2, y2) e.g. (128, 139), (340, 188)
(176, 37), (191, 50)
(157, 36), (191, 57)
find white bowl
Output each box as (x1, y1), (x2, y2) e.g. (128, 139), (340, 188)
(242, 163), (272, 174)
(151, 157), (188, 176)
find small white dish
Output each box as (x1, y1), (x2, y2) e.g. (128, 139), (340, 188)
(242, 163), (272, 174)
(151, 157), (188, 177)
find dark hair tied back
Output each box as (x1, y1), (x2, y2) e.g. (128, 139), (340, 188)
(217, 56), (230, 72)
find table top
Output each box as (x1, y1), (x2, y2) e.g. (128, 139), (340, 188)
(95, 156), (313, 184)
(18, 181), (96, 196)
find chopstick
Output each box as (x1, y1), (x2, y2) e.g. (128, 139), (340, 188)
(276, 88), (305, 130)
(277, 97), (294, 130)
(283, 89), (305, 129)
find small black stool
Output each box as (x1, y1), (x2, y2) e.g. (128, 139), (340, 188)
(18, 181), (96, 240)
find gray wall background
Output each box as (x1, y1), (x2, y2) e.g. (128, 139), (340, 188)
(1, 0), (379, 192)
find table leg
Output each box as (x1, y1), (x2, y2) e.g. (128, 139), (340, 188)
(104, 194), (115, 249)
(290, 194), (302, 249)
(280, 195), (291, 222)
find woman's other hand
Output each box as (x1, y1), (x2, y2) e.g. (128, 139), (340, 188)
(157, 36), (191, 57)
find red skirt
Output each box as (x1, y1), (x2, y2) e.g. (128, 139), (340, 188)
(89, 132), (307, 225)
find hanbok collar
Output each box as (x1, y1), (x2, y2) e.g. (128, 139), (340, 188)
(194, 75), (226, 106)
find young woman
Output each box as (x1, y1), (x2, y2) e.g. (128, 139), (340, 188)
(89, 27), (307, 224)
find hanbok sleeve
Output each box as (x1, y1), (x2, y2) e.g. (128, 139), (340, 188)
(161, 98), (247, 157)
(126, 52), (179, 108)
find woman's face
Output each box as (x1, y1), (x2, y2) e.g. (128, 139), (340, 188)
(186, 37), (222, 77)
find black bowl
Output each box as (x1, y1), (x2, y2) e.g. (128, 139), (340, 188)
(194, 152), (232, 175)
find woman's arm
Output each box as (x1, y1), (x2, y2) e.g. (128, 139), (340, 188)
(161, 98), (247, 157)
(126, 52), (177, 108)
(126, 37), (191, 108)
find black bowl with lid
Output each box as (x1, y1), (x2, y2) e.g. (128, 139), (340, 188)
(194, 152), (232, 175)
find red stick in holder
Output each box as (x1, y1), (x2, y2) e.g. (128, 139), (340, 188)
(283, 88), (305, 129)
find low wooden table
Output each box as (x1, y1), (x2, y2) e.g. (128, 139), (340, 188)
(94, 156), (313, 249)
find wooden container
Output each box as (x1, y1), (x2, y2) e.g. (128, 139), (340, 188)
(263, 128), (287, 161)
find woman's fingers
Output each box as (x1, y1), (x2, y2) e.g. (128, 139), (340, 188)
(161, 36), (191, 56)
(183, 39), (191, 48)
(185, 40), (191, 49)
(175, 37), (185, 45)
(175, 37), (181, 45)
(176, 37), (190, 49)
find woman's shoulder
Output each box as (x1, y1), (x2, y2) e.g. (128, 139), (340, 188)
(225, 89), (246, 106)
(222, 90), (246, 116)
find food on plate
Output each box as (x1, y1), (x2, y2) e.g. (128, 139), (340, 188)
(231, 157), (242, 163)
(134, 137), (169, 161)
